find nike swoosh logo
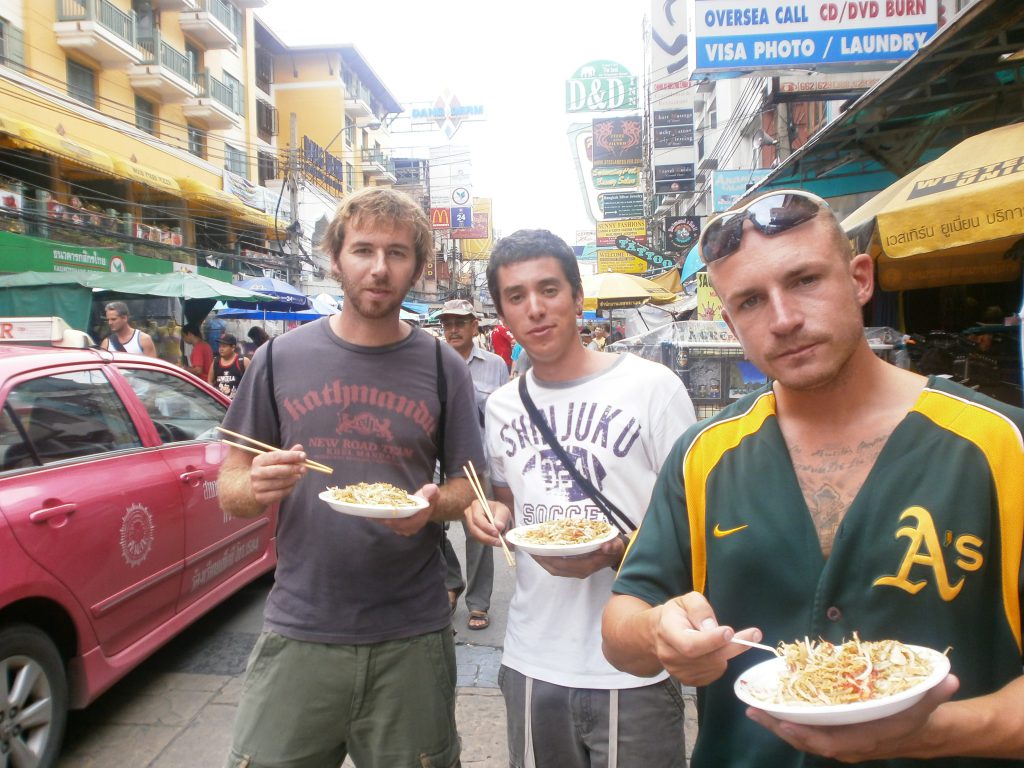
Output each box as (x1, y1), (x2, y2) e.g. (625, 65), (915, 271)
(713, 523), (748, 538)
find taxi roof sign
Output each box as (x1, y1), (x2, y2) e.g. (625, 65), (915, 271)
(0, 317), (93, 348)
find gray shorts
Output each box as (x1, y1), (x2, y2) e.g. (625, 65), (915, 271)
(498, 665), (687, 768)
(225, 629), (460, 768)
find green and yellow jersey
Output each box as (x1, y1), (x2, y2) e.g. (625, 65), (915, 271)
(614, 376), (1024, 768)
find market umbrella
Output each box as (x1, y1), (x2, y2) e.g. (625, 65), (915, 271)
(842, 122), (1024, 291)
(219, 294), (339, 321)
(581, 271), (678, 311)
(231, 276), (310, 311)
(0, 270), (274, 302)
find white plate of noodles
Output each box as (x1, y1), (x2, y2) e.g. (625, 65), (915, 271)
(734, 635), (950, 725)
(505, 518), (619, 557)
(319, 483), (428, 519)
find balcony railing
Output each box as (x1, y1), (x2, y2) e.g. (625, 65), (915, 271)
(137, 31), (193, 83)
(193, 70), (235, 112)
(205, 0), (235, 36)
(56, 0), (136, 47)
(361, 148), (395, 176)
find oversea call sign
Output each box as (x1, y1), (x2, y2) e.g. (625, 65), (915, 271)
(689, 0), (938, 75)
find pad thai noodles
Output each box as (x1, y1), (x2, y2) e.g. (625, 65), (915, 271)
(757, 634), (939, 706)
(326, 482), (417, 508)
(517, 518), (613, 546)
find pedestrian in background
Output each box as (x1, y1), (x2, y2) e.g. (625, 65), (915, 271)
(210, 333), (248, 398)
(491, 320), (514, 371)
(218, 187), (483, 768)
(465, 229), (697, 768)
(438, 298), (508, 631)
(100, 301), (157, 357)
(603, 189), (1024, 768)
(247, 326), (270, 357)
(181, 323), (214, 381)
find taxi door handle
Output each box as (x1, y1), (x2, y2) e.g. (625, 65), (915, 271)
(30, 503), (77, 524)
(179, 469), (205, 484)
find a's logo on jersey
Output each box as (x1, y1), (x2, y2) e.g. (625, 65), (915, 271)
(873, 506), (984, 601)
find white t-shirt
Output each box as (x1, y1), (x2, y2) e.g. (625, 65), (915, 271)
(487, 353), (697, 689)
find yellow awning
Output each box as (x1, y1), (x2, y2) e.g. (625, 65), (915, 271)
(10, 123), (116, 175)
(112, 158), (180, 195)
(176, 177), (247, 216)
(233, 206), (285, 235)
(0, 113), (24, 137)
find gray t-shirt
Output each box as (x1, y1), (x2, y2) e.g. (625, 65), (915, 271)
(222, 318), (484, 644)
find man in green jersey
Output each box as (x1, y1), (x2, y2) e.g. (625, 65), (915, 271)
(602, 189), (1024, 767)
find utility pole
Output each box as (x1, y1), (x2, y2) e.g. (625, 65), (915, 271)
(286, 113), (300, 286)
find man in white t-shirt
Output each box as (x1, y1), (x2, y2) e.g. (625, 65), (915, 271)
(465, 229), (697, 768)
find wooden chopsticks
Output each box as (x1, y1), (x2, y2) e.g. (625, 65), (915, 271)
(464, 460), (515, 567)
(216, 426), (333, 475)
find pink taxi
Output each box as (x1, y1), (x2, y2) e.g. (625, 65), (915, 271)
(0, 318), (276, 766)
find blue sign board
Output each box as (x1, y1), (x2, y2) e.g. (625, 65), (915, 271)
(451, 206), (473, 229)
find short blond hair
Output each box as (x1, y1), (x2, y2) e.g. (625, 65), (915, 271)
(320, 187), (433, 272)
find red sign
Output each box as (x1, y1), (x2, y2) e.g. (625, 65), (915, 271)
(430, 207), (451, 229)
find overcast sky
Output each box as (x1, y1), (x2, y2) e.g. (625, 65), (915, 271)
(256, 0), (647, 245)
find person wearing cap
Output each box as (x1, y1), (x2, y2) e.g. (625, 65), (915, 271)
(603, 189), (1024, 767)
(210, 333), (248, 398)
(437, 298), (508, 631)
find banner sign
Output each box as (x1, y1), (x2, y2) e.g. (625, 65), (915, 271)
(616, 236), (677, 271)
(597, 248), (647, 274)
(599, 192), (645, 220)
(666, 216), (701, 251)
(711, 168), (773, 211)
(655, 162), (696, 194)
(689, 0), (939, 76)
(449, 204), (490, 241)
(451, 206), (473, 229)
(592, 167), (641, 188)
(566, 60), (639, 112)
(653, 109), (695, 148)
(430, 207), (451, 230)
(592, 117), (644, 168)
(596, 219), (646, 247)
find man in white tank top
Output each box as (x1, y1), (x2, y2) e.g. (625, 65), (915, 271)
(101, 301), (157, 357)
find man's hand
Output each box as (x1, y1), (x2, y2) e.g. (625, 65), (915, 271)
(247, 443), (308, 506)
(464, 497), (512, 546)
(532, 535), (626, 579)
(746, 676), (959, 762)
(652, 592), (761, 686)
(376, 483), (440, 537)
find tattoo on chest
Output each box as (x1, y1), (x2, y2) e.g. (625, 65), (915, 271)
(790, 435), (888, 555)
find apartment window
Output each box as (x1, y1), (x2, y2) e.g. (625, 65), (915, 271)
(345, 162), (354, 192)
(135, 96), (157, 136)
(257, 150), (277, 186)
(187, 124), (206, 159)
(255, 48), (273, 93)
(185, 42), (201, 83)
(225, 143), (248, 179)
(224, 72), (245, 116)
(0, 19), (25, 71)
(67, 59), (96, 108)
(256, 99), (278, 143)
(344, 115), (354, 147)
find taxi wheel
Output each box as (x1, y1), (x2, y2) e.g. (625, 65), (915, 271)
(0, 624), (68, 768)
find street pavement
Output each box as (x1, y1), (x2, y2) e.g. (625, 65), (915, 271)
(57, 524), (697, 767)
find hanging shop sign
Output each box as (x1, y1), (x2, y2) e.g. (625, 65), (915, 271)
(565, 60), (639, 112)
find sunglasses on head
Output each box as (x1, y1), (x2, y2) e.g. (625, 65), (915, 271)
(698, 190), (829, 265)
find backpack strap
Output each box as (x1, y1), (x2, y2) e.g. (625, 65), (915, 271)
(266, 337), (280, 430)
(434, 336), (447, 483)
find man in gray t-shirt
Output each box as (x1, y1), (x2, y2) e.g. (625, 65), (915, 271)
(218, 188), (483, 768)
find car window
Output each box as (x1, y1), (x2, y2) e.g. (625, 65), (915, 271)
(0, 370), (142, 470)
(120, 368), (227, 442)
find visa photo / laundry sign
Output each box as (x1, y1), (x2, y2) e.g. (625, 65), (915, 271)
(688, 0), (939, 75)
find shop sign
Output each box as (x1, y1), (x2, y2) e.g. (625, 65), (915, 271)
(665, 216), (701, 251)
(592, 117), (644, 168)
(565, 60), (639, 112)
(690, 0), (938, 76)
(596, 219), (646, 247)
(599, 192), (645, 220)
(653, 109), (695, 148)
(616, 236), (676, 271)
(596, 248), (647, 274)
(430, 207), (451, 230)
(591, 167), (640, 189)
